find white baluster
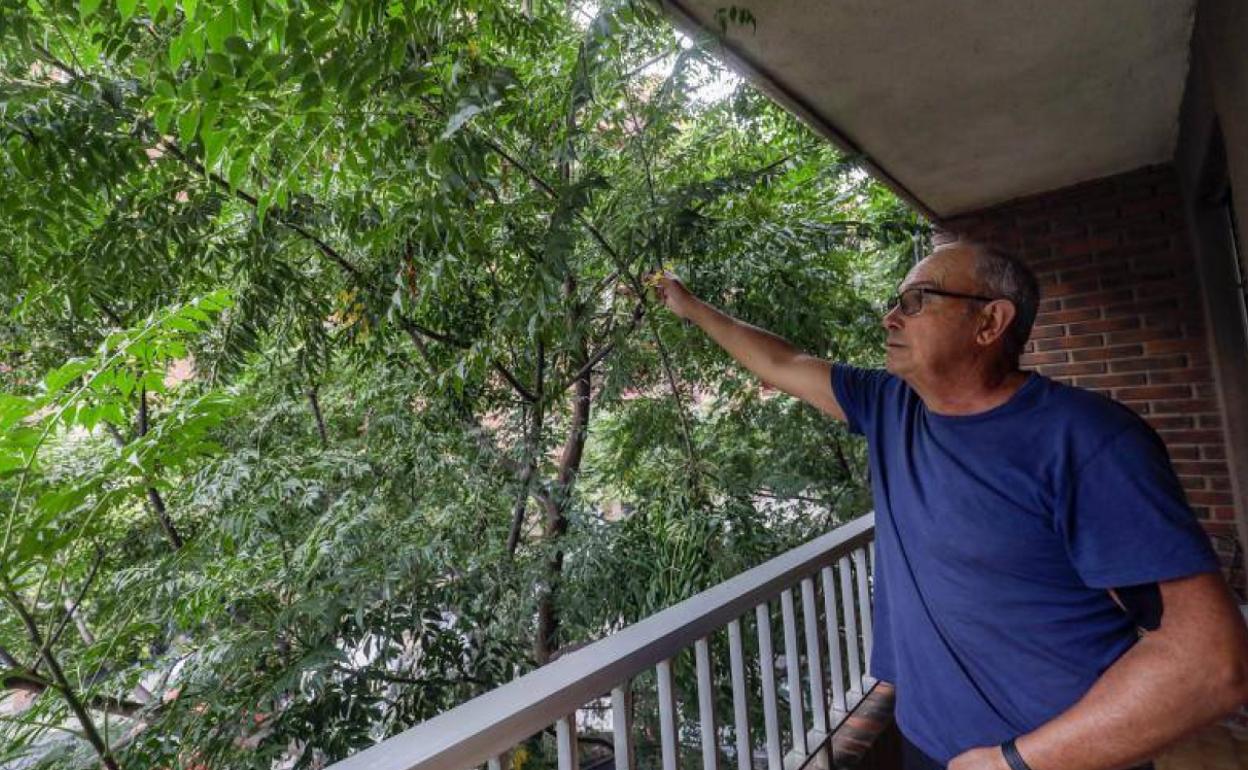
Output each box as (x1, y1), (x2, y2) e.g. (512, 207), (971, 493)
(727, 619), (752, 770)
(801, 577), (829, 732)
(755, 602), (783, 770)
(839, 555), (863, 705)
(657, 659), (678, 770)
(556, 715), (578, 770)
(611, 685), (634, 770)
(780, 588), (806, 756)
(853, 546), (874, 685)
(695, 637), (720, 770)
(821, 566), (847, 715)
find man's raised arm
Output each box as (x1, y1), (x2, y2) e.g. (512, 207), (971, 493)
(650, 272), (845, 421)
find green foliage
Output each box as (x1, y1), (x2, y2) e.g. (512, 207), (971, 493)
(0, 1), (921, 767)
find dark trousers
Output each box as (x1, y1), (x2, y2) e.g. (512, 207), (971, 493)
(901, 734), (945, 770)
(901, 733), (1156, 770)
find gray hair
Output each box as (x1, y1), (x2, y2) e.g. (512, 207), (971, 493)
(967, 244), (1040, 367)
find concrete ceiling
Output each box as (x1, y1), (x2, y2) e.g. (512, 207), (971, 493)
(661, 0), (1198, 218)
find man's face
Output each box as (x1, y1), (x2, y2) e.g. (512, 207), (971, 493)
(882, 246), (988, 381)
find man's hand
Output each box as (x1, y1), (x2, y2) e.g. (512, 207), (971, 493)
(647, 270), (700, 320)
(948, 746), (1011, 770)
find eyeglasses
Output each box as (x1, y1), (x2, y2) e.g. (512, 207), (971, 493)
(887, 286), (1000, 317)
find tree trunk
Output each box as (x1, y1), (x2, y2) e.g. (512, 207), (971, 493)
(534, 278), (590, 664)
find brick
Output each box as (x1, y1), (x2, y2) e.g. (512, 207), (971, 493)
(1073, 373), (1148, 389)
(1143, 338), (1207, 355)
(1172, 461), (1228, 476)
(1044, 278), (1102, 297)
(1115, 384), (1191, 401)
(1131, 251), (1185, 270)
(1053, 220), (1093, 238)
(1180, 476), (1207, 491)
(1072, 344), (1144, 362)
(1147, 367), (1211, 384)
(1062, 289), (1133, 309)
(1151, 398), (1219, 415)
(1068, 317), (1140, 335)
(1170, 445), (1201, 460)
(1036, 361), (1107, 377)
(1019, 351), (1070, 366)
(1187, 490), (1234, 506)
(1125, 238), (1176, 259)
(1109, 295), (1179, 313)
(1202, 445), (1227, 460)
(1198, 414), (1224, 429)
(1159, 429), (1225, 445)
(1098, 272), (1138, 290)
(1034, 307), (1101, 326)
(1030, 254), (1098, 273)
(1147, 415), (1195, 431)
(1038, 298), (1063, 313)
(1054, 236), (1119, 257)
(1107, 355), (1186, 372)
(1210, 477), (1231, 491)
(1029, 324), (1068, 340)
(1105, 327), (1183, 345)
(1061, 264), (1127, 284)
(1128, 281), (1198, 302)
(1212, 506), (1237, 521)
(1035, 333), (1105, 352)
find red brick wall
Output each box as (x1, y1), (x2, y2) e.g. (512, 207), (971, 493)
(934, 165), (1240, 571)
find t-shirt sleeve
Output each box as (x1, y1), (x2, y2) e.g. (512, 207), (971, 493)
(830, 364), (891, 436)
(1056, 423), (1221, 589)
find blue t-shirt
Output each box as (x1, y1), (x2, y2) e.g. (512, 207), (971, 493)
(831, 365), (1219, 763)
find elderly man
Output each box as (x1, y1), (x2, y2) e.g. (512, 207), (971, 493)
(651, 242), (1248, 770)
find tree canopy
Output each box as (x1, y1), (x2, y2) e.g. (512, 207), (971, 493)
(0, 0), (924, 767)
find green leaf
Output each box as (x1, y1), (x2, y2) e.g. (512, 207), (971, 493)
(0, 395), (37, 431)
(227, 153), (249, 190)
(44, 359), (92, 396)
(154, 102), (175, 135)
(178, 105), (200, 146)
(224, 35), (249, 58)
(182, 0), (197, 21)
(207, 7), (235, 52)
(80, 0), (102, 18)
(118, 0), (139, 20)
(202, 127), (227, 170)
(169, 34), (190, 68)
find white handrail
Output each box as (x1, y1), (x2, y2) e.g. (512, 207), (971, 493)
(328, 512), (875, 770)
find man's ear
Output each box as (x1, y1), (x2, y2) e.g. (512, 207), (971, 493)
(976, 299), (1017, 346)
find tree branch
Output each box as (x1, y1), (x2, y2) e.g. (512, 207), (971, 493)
(507, 338), (544, 555)
(43, 544), (105, 657)
(307, 385), (328, 448)
(1, 583), (122, 769)
(158, 140), (364, 280)
(139, 387), (183, 551)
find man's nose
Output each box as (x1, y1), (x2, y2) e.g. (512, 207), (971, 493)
(882, 305), (903, 331)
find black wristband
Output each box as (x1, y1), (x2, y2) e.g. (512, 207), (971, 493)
(1000, 738), (1034, 770)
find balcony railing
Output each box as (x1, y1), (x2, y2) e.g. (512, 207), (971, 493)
(329, 512), (878, 770)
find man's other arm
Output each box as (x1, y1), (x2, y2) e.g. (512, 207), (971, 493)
(650, 272), (845, 421)
(952, 571), (1248, 770)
